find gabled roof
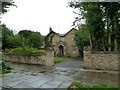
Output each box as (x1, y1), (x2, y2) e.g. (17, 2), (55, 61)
(46, 28), (77, 37)
(63, 28), (77, 36)
(46, 30), (59, 37)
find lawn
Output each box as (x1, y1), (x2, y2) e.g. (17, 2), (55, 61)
(54, 57), (67, 63)
(68, 82), (119, 89)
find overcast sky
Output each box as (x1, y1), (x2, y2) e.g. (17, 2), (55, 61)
(1, 0), (78, 35)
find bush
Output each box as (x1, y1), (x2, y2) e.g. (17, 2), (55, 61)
(8, 47), (46, 55)
(7, 47), (23, 54)
(0, 69), (12, 74)
(0, 52), (12, 74)
(2, 59), (12, 70)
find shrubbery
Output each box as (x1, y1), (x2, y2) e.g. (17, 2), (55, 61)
(7, 47), (46, 55)
(0, 52), (12, 74)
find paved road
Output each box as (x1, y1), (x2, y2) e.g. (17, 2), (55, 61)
(1, 57), (119, 89)
(1, 57), (84, 89)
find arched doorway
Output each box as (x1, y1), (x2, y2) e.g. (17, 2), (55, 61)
(59, 45), (64, 56)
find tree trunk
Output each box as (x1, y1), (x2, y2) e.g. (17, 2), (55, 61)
(102, 37), (106, 51)
(108, 33), (111, 51)
(89, 33), (93, 51)
(114, 16), (118, 51)
(114, 38), (117, 51)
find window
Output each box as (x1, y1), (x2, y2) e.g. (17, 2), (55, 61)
(71, 35), (75, 40)
(72, 46), (77, 53)
(60, 37), (65, 41)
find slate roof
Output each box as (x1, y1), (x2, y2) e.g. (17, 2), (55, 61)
(57, 33), (65, 37)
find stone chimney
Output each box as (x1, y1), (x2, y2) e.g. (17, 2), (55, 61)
(49, 27), (53, 33)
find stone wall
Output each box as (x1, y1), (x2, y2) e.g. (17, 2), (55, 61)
(4, 49), (54, 67)
(84, 47), (119, 71)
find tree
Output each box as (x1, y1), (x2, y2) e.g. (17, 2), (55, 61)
(69, 1), (120, 51)
(1, 26), (45, 50)
(8, 35), (23, 48)
(1, 0), (16, 74)
(28, 32), (43, 49)
(18, 30), (32, 39)
(1, 24), (14, 49)
(18, 30), (44, 49)
(1, 0), (16, 49)
(75, 24), (89, 58)
(1, 0), (16, 14)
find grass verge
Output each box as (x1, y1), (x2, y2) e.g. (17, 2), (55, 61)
(54, 57), (67, 63)
(0, 69), (12, 74)
(68, 82), (119, 89)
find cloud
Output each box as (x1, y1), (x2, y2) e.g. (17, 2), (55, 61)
(1, 0), (77, 35)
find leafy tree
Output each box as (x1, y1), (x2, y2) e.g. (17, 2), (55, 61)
(0, 1), (16, 74)
(1, 0), (16, 49)
(1, 0), (16, 14)
(69, 1), (120, 51)
(28, 32), (43, 49)
(1, 24), (14, 49)
(18, 30), (32, 39)
(75, 24), (89, 58)
(18, 30), (44, 49)
(7, 35), (24, 48)
(1, 26), (45, 50)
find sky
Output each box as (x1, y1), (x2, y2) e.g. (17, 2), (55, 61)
(1, 0), (78, 35)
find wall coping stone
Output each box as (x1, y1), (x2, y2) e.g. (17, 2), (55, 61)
(91, 51), (120, 54)
(3, 53), (46, 56)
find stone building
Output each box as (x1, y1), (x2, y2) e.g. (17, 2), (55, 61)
(46, 27), (79, 57)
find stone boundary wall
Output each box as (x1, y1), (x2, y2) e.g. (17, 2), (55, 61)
(84, 47), (119, 71)
(4, 49), (54, 67)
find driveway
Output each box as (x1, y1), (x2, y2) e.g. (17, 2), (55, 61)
(55, 57), (84, 68)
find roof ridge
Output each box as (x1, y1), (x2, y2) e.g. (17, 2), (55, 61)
(47, 28), (76, 37)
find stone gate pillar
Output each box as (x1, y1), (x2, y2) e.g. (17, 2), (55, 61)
(45, 47), (54, 67)
(83, 46), (93, 69)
